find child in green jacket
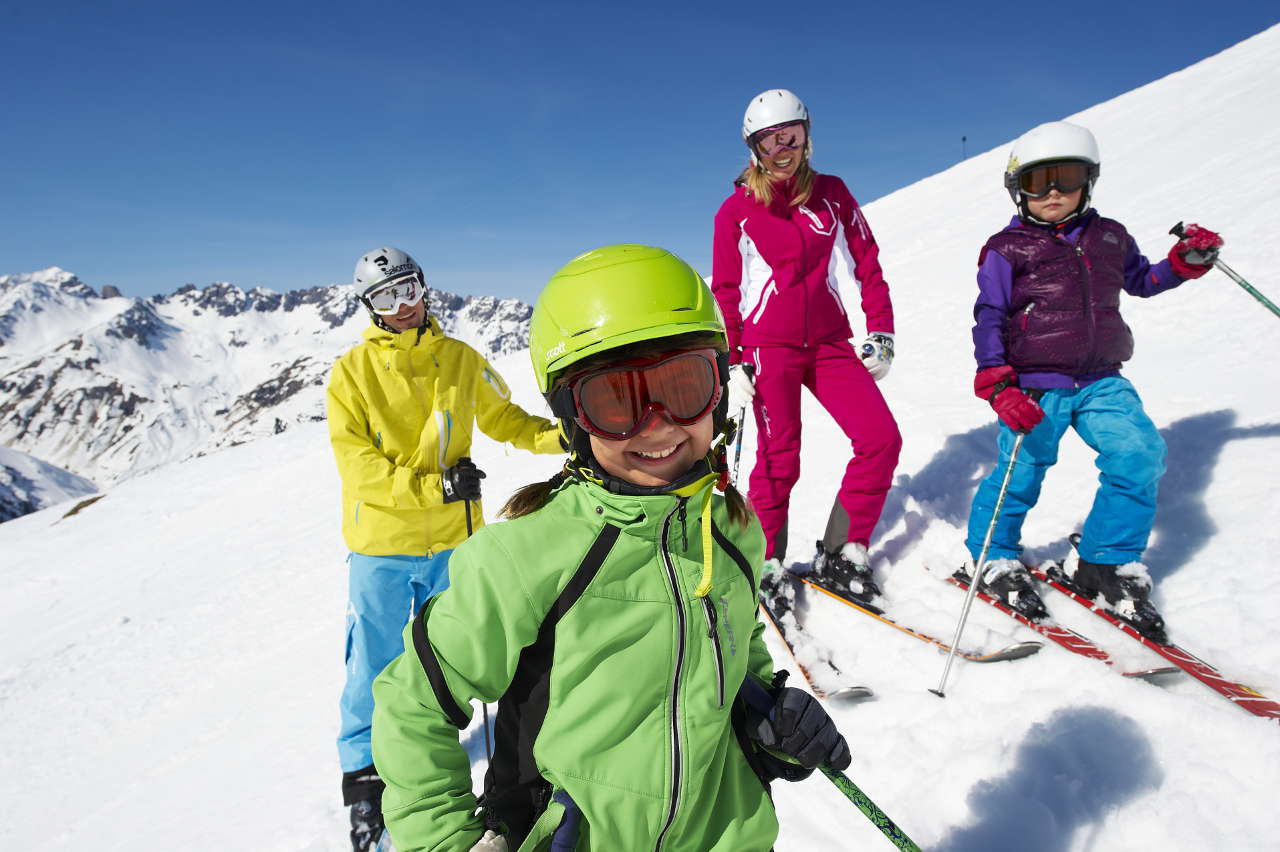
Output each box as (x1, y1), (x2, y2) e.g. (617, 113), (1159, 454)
(371, 244), (851, 851)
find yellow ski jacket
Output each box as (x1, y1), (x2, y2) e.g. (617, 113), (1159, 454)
(327, 316), (562, 556)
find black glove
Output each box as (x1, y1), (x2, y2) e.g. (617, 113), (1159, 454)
(748, 685), (851, 775)
(442, 457), (486, 503)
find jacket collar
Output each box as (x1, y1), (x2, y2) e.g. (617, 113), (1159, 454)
(361, 315), (444, 351)
(557, 474), (713, 534)
(1008, 209), (1098, 238)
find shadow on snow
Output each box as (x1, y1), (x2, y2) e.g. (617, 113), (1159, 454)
(869, 411), (1280, 581)
(1141, 411), (1280, 583)
(934, 706), (1162, 852)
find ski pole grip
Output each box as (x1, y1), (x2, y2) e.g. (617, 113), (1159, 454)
(1169, 221), (1187, 239)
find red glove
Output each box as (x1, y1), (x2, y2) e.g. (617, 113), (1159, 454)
(1168, 223), (1223, 279)
(974, 365), (1044, 433)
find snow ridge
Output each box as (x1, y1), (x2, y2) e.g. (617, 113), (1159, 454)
(0, 273), (535, 499)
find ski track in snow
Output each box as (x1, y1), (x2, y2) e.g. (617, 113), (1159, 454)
(4, 24), (1280, 852)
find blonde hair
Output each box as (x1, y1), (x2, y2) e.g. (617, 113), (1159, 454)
(736, 141), (816, 207)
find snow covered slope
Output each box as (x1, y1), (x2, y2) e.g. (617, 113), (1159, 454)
(3, 24), (1280, 852)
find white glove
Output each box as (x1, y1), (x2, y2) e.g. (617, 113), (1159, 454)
(727, 363), (756, 411)
(858, 333), (894, 382)
(470, 829), (509, 851)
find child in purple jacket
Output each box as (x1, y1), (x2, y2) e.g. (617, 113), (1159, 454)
(964, 120), (1223, 641)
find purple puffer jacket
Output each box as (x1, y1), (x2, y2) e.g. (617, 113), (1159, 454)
(972, 212), (1186, 388)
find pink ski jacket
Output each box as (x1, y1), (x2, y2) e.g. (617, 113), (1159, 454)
(711, 173), (893, 361)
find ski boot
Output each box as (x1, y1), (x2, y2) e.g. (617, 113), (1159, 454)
(759, 558), (796, 621)
(1060, 551), (1167, 643)
(977, 559), (1049, 621)
(812, 542), (882, 607)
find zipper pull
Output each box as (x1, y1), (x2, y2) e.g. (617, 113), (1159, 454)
(677, 499), (688, 551)
(703, 596), (718, 638)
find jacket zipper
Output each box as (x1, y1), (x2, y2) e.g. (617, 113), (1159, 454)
(403, 336), (436, 460)
(792, 215), (810, 348)
(1020, 301), (1035, 331)
(1072, 240), (1094, 372)
(700, 597), (725, 708)
(655, 498), (689, 852)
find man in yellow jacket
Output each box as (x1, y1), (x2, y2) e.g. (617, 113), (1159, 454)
(327, 246), (561, 851)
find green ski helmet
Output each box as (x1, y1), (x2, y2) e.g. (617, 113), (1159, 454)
(530, 244), (727, 393)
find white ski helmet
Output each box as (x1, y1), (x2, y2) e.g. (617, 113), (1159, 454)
(1004, 121), (1101, 222)
(742, 89), (809, 164)
(353, 246), (426, 330)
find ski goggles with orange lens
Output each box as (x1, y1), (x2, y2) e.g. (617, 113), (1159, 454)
(363, 273), (424, 315)
(750, 121), (807, 156)
(551, 348), (727, 440)
(1015, 161), (1095, 198)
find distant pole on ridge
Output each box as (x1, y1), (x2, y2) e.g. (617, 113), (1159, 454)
(962, 136), (967, 160)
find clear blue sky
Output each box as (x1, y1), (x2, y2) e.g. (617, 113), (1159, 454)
(3, 1), (1276, 303)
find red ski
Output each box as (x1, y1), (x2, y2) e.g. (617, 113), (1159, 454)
(945, 567), (1179, 682)
(1029, 563), (1280, 720)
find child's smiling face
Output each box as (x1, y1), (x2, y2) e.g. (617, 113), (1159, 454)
(589, 412), (715, 488)
(1027, 188), (1083, 223)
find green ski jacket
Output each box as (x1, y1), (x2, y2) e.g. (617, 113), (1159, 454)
(372, 475), (780, 851)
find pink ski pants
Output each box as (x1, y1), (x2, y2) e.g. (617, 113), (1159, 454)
(744, 339), (901, 559)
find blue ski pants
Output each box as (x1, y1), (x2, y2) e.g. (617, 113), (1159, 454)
(965, 377), (1166, 564)
(337, 551), (453, 773)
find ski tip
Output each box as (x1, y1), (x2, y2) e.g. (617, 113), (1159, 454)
(1123, 666), (1183, 683)
(961, 640), (1043, 663)
(829, 685), (875, 702)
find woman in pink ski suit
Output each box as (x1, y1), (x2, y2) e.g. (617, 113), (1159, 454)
(712, 88), (901, 604)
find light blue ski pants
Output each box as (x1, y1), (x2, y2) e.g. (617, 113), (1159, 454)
(965, 377), (1166, 565)
(337, 551), (453, 773)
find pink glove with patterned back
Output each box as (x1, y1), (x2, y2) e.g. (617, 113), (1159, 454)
(1168, 223), (1223, 279)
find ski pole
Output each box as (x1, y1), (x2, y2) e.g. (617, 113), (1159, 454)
(463, 496), (493, 764)
(731, 364), (756, 487)
(740, 679), (922, 851)
(931, 415), (1033, 698)
(1170, 222), (1280, 319)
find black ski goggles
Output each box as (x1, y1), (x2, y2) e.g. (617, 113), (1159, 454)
(550, 348), (727, 441)
(1012, 161), (1097, 198)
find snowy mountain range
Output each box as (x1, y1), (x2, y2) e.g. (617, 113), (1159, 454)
(0, 268), (537, 518)
(3, 23), (1280, 852)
